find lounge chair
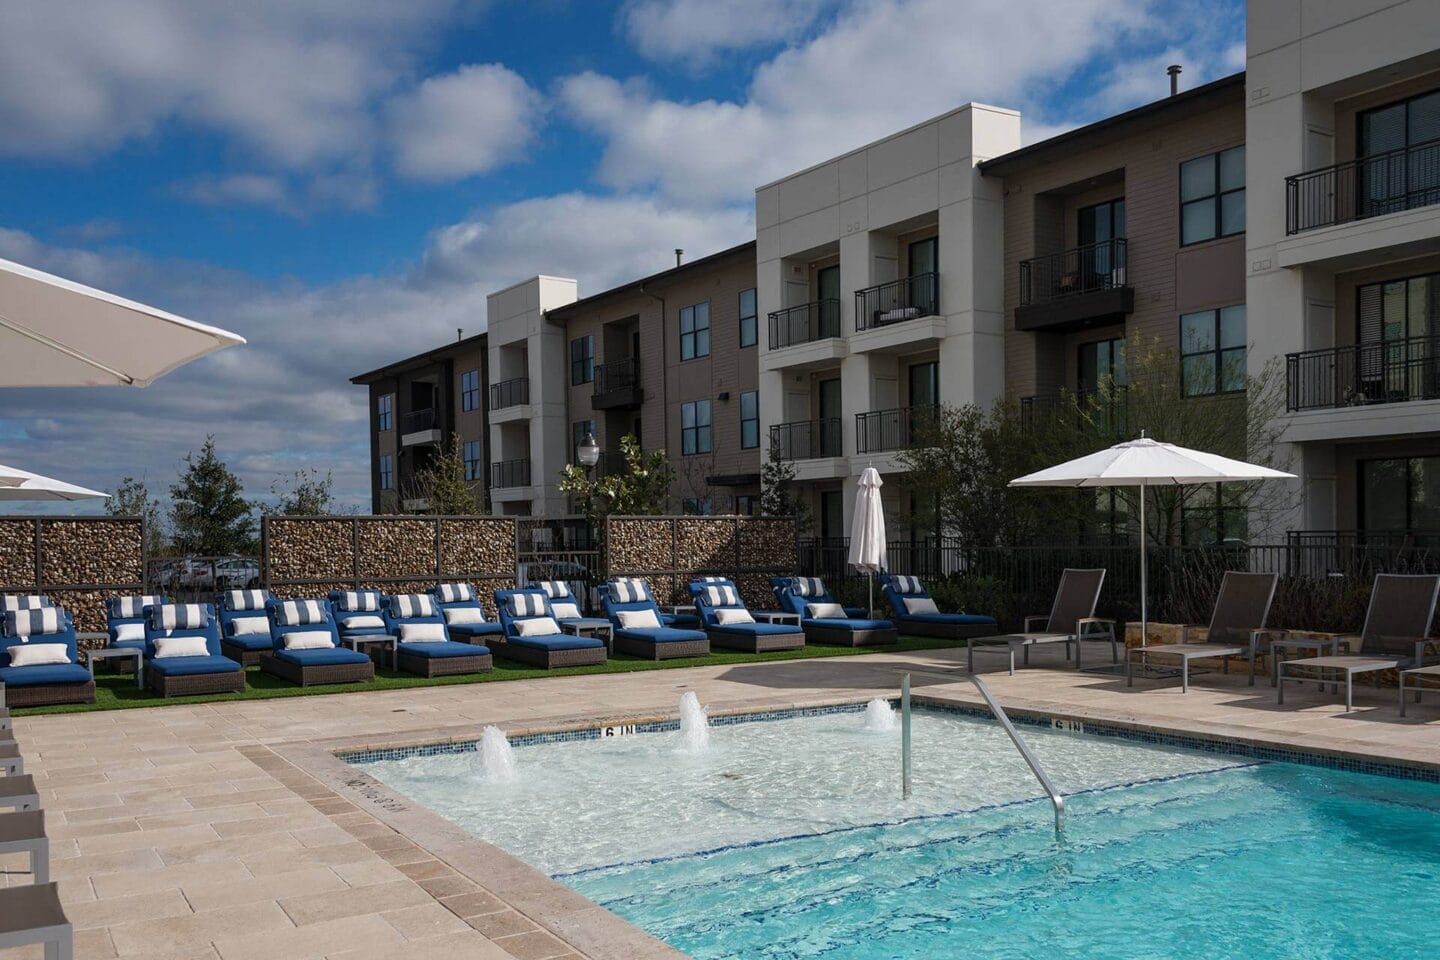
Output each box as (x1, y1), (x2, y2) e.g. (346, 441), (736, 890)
(0, 596), (51, 619)
(883, 576), (999, 640)
(1279, 573), (1440, 713)
(381, 594), (492, 677)
(0, 883), (72, 960)
(104, 595), (168, 656)
(532, 580), (587, 622)
(689, 579), (804, 652)
(967, 568), (1114, 674)
(770, 577), (867, 619)
(608, 577), (701, 629)
(1127, 571), (1279, 692)
(602, 579), (709, 660)
(494, 589), (607, 668)
(326, 590), (390, 643)
(773, 577), (898, 647)
(259, 599), (374, 687)
(142, 603), (245, 698)
(0, 607), (95, 707)
(216, 589), (274, 665)
(431, 583), (503, 644)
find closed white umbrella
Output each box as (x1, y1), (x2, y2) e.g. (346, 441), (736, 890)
(848, 467), (887, 616)
(1008, 437), (1294, 645)
(0, 256), (245, 387)
(0, 463), (107, 502)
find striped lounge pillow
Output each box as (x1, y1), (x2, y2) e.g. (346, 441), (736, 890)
(113, 595), (162, 619)
(792, 577), (825, 597)
(537, 580), (572, 598)
(436, 583), (474, 603)
(703, 585), (740, 607)
(6, 606), (64, 637)
(274, 599), (327, 626)
(391, 594), (436, 619)
(150, 604), (210, 631)
(610, 578), (650, 603)
(507, 593), (547, 617)
(226, 589), (268, 611)
(335, 591), (380, 612)
(890, 576), (923, 595)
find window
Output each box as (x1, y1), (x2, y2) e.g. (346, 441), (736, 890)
(460, 370), (480, 412)
(734, 494), (758, 515)
(1356, 273), (1440, 402)
(572, 419), (596, 460)
(740, 391), (759, 449)
(379, 454), (393, 491)
(463, 440), (481, 481)
(680, 303), (710, 360)
(1180, 145), (1244, 245)
(570, 335), (594, 385)
(682, 496), (714, 515)
(738, 288), (757, 348)
(681, 399), (712, 455)
(1361, 457), (1440, 536)
(1358, 89), (1440, 218)
(1078, 338), (1127, 394)
(377, 394), (393, 432)
(1180, 305), (1247, 396)
(1181, 483), (1247, 545)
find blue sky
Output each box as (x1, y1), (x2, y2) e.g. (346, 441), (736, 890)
(0, 0), (1244, 516)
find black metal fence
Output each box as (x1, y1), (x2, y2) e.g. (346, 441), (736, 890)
(854, 273), (938, 331)
(489, 377), (529, 409)
(1019, 238), (1128, 306)
(401, 408), (437, 434)
(768, 299), (841, 349)
(517, 516), (603, 613)
(1286, 335), (1440, 410)
(1286, 137), (1440, 234)
(594, 356), (640, 395)
(770, 418), (842, 460)
(855, 405), (936, 454)
(491, 458), (531, 488)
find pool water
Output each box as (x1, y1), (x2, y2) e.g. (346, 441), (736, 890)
(356, 707), (1440, 960)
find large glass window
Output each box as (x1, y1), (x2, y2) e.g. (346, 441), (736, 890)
(463, 440), (481, 481)
(1361, 457), (1440, 535)
(680, 303), (710, 360)
(817, 265), (841, 334)
(1078, 338), (1127, 395)
(740, 391), (759, 449)
(681, 400), (711, 455)
(1181, 483), (1248, 545)
(570, 336), (594, 385)
(734, 494), (758, 515)
(1358, 89), (1440, 218)
(379, 454), (393, 491)
(1180, 145), (1245, 245)
(460, 370), (479, 412)
(682, 496), (714, 515)
(738, 289), (757, 348)
(377, 394), (393, 432)
(1356, 273), (1440, 402)
(1180, 305), (1247, 396)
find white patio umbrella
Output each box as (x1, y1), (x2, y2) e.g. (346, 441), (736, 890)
(0, 463), (107, 502)
(1008, 437), (1294, 645)
(0, 256), (245, 387)
(848, 467), (887, 616)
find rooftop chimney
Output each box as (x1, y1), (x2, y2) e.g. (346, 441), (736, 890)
(675, 248), (684, 267)
(456, 327), (463, 342)
(1167, 64), (1182, 97)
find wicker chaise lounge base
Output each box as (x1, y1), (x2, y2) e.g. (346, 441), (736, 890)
(495, 642), (606, 669)
(614, 636), (709, 660)
(258, 656), (374, 687)
(804, 624), (898, 647)
(219, 642), (267, 666)
(3, 682), (96, 708)
(145, 671), (245, 698)
(396, 649), (493, 677)
(706, 630), (804, 653)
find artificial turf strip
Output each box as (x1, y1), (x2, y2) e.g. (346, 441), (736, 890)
(15, 635), (961, 716)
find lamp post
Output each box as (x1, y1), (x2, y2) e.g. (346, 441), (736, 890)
(577, 430), (600, 473)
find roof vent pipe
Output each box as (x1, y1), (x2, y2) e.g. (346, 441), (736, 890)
(1167, 64), (1182, 97)
(675, 248), (684, 267)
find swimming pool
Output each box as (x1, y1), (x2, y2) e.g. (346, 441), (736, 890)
(353, 704), (1440, 959)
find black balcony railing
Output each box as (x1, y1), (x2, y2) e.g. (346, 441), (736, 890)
(1018, 238), (1128, 306)
(594, 357), (640, 395)
(401, 408), (437, 434)
(489, 377), (529, 410)
(1286, 336), (1440, 411)
(769, 418), (842, 460)
(1019, 387), (1128, 437)
(855, 405), (938, 454)
(1286, 137), (1440, 235)
(854, 273), (939, 331)
(491, 458), (531, 489)
(1288, 529), (1440, 550)
(768, 300), (841, 349)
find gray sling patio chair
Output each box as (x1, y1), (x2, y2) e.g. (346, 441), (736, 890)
(967, 568), (1116, 674)
(1127, 571), (1280, 692)
(1278, 573), (1440, 713)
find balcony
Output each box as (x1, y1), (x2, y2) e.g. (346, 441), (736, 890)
(769, 418), (842, 461)
(592, 357), (643, 410)
(855, 274), (938, 332)
(491, 458), (531, 489)
(1019, 388), (1128, 437)
(1286, 336), (1440, 411)
(855, 405), (937, 454)
(489, 377), (529, 410)
(400, 408), (441, 446)
(1286, 138), (1440, 235)
(768, 300), (841, 350)
(1015, 239), (1132, 333)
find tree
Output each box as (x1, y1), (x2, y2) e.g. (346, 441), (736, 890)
(168, 436), (254, 555)
(558, 434), (674, 524)
(107, 476), (165, 556)
(267, 468), (334, 516)
(413, 436), (481, 515)
(760, 441), (813, 534)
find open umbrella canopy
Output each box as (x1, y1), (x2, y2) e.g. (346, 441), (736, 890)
(1008, 437), (1294, 488)
(0, 256), (245, 387)
(0, 463), (108, 502)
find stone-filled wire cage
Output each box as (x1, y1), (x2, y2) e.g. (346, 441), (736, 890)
(602, 515), (798, 610)
(262, 516), (518, 619)
(0, 516), (146, 636)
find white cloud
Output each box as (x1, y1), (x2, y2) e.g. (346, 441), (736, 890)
(173, 171), (380, 215)
(620, 0), (837, 65)
(388, 64), (545, 182)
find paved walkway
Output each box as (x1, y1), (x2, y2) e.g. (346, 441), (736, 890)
(8, 642), (1440, 959)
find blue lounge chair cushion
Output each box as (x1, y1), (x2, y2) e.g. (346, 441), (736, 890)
(0, 663), (93, 687)
(504, 633), (605, 652)
(109, 638), (147, 653)
(802, 618), (894, 631)
(146, 655), (242, 677)
(661, 613), (701, 629)
(616, 626), (707, 644)
(899, 613), (999, 626)
(843, 607), (867, 619)
(273, 646), (371, 667)
(397, 641), (490, 659)
(337, 625), (389, 638)
(224, 633), (275, 651)
(447, 622), (504, 639)
(709, 622), (805, 638)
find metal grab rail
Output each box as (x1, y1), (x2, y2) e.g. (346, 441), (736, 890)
(900, 671), (1064, 836)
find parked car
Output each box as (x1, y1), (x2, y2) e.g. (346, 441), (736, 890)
(213, 558), (261, 590)
(177, 558), (216, 590)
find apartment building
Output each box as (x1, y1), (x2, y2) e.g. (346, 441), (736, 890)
(1248, 0), (1440, 546)
(351, 333), (489, 513)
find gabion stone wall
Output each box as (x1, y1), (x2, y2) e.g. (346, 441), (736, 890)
(263, 517), (517, 617)
(0, 517), (145, 636)
(604, 516), (798, 609)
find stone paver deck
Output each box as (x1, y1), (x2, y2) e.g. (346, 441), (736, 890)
(7, 641), (1440, 959)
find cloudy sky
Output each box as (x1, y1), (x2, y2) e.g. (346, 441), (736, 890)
(0, 0), (1245, 516)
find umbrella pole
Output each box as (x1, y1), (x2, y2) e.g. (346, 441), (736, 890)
(869, 573), (874, 619)
(1139, 480), (1148, 648)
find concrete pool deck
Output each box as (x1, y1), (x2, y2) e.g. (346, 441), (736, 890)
(10, 640), (1440, 959)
